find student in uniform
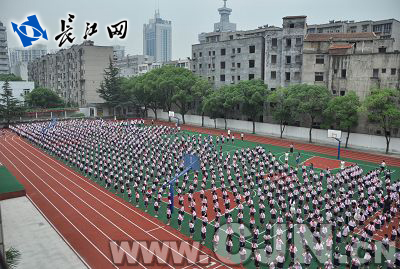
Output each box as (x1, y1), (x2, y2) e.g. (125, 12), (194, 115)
(189, 220), (195, 238)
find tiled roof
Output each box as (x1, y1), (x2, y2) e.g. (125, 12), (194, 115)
(305, 32), (376, 41)
(329, 44), (354, 49)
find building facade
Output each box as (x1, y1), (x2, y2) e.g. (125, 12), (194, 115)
(0, 81), (34, 102)
(115, 54), (155, 78)
(0, 21), (10, 74)
(143, 11), (172, 63)
(28, 41), (113, 111)
(302, 32), (400, 100)
(307, 19), (400, 50)
(112, 45), (125, 62)
(9, 44), (47, 80)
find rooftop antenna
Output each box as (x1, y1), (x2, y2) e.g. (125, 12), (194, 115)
(223, 0), (227, 8)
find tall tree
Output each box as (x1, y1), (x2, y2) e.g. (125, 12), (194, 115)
(364, 88), (400, 153)
(0, 74), (23, 81)
(202, 89), (224, 129)
(236, 79), (268, 134)
(171, 68), (198, 124)
(220, 85), (242, 130)
(192, 77), (212, 127)
(97, 59), (124, 116)
(25, 87), (64, 108)
(0, 80), (25, 125)
(287, 84), (332, 143)
(324, 91), (361, 148)
(267, 87), (294, 138)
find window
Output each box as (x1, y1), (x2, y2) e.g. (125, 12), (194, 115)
(229, 35), (234, 40)
(391, 68), (396, 75)
(249, 45), (256, 53)
(340, 90), (346, 96)
(271, 71), (276, 79)
(193, 53), (196, 58)
(382, 68), (386, 73)
(285, 72), (291, 81)
(221, 49), (226, 56)
(372, 69), (379, 78)
(220, 75), (225, 81)
(334, 69), (338, 74)
(212, 63), (215, 69)
(220, 61), (225, 69)
(193, 64), (196, 70)
(232, 62), (235, 68)
(286, 38), (291, 47)
(383, 23), (392, 34)
(213, 51), (216, 56)
(341, 69), (346, 78)
(295, 55), (301, 63)
(349, 26), (356, 33)
(23, 89), (30, 95)
(296, 38), (301, 45)
(237, 63), (241, 68)
(332, 90), (337, 95)
(249, 60), (255, 68)
(317, 28), (323, 33)
(316, 55), (324, 64)
(289, 23), (294, 28)
(232, 48), (235, 54)
(379, 47), (387, 53)
(270, 88), (276, 91)
(237, 48), (241, 53)
(286, 56), (291, 64)
(271, 38), (278, 47)
(315, 72), (324, 81)
(249, 74), (255, 80)
(199, 64), (202, 69)
(199, 52), (202, 57)
(271, 55), (277, 64)
(232, 76), (235, 82)
(208, 64), (211, 68)
(362, 25), (368, 32)
(237, 76), (241, 81)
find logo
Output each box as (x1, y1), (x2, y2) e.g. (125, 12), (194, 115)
(11, 15), (47, 47)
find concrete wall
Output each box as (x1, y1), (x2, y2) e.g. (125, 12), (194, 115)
(0, 81), (34, 102)
(148, 109), (400, 154)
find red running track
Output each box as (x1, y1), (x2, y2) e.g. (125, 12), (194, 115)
(0, 132), (239, 269)
(148, 120), (400, 167)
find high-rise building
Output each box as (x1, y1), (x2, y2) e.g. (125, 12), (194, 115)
(9, 44), (47, 80)
(0, 21), (10, 74)
(143, 10), (172, 63)
(28, 41), (113, 114)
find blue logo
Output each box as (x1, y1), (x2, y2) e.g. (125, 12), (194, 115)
(11, 15), (48, 47)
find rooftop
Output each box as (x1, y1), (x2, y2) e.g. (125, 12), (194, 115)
(304, 32), (377, 41)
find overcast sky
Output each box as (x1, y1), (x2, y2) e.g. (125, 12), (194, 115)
(1, 0), (399, 59)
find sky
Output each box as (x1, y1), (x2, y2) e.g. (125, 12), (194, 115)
(1, 0), (400, 59)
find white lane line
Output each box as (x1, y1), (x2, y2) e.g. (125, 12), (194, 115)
(0, 144), (120, 269)
(9, 135), (217, 269)
(4, 137), (181, 269)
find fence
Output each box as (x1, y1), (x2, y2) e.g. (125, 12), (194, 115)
(148, 109), (400, 154)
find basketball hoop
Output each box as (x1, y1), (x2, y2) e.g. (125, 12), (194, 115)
(328, 129), (342, 160)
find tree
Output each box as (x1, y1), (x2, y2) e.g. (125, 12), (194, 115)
(267, 87), (294, 138)
(171, 68), (198, 124)
(324, 91), (361, 148)
(287, 84), (332, 143)
(0, 74), (23, 81)
(364, 88), (400, 153)
(97, 59), (124, 116)
(202, 89), (224, 129)
(0, 80), (25, 125)
(218, 85), (242, 130)
(192, 77), (212, 127)
(125, 75), (150, 118)
(236, 79), (268, 134)
(25, 87), (64, 108)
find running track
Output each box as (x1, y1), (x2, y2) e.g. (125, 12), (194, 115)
(0, 131), (238, 269)
(149, 120), (400, 167)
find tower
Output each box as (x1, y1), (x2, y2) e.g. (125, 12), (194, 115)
(214, 0), (237, 32)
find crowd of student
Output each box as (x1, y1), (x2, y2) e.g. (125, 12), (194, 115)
(10, 119), (400, 269)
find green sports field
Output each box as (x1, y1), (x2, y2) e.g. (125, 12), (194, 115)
(37, 128), (399, 269)
(0, 165), (25, 196)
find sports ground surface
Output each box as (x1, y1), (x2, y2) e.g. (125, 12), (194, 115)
(0, 120), (399, 269)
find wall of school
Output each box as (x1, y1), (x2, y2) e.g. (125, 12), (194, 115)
(148, 109), (400, 154)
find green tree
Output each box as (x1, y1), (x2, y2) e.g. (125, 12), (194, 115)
(171, 68), (198, 124)
(364, 88), (400, 153)
(125, 75), (150, 118)
(236, 79), (268, 134)
(267, 87), (294, 138)
(0, 74), (23, 81)
(97, 59), (124, 116)
(324, 91), (361, 148)
(193, 77), (212, 127)
(218, 85), (242, 130)
(0, 80), (25, 125)
(203, 89), (224, 129)
(25, 87), (64, 108)
(288, 84), (332, 143)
